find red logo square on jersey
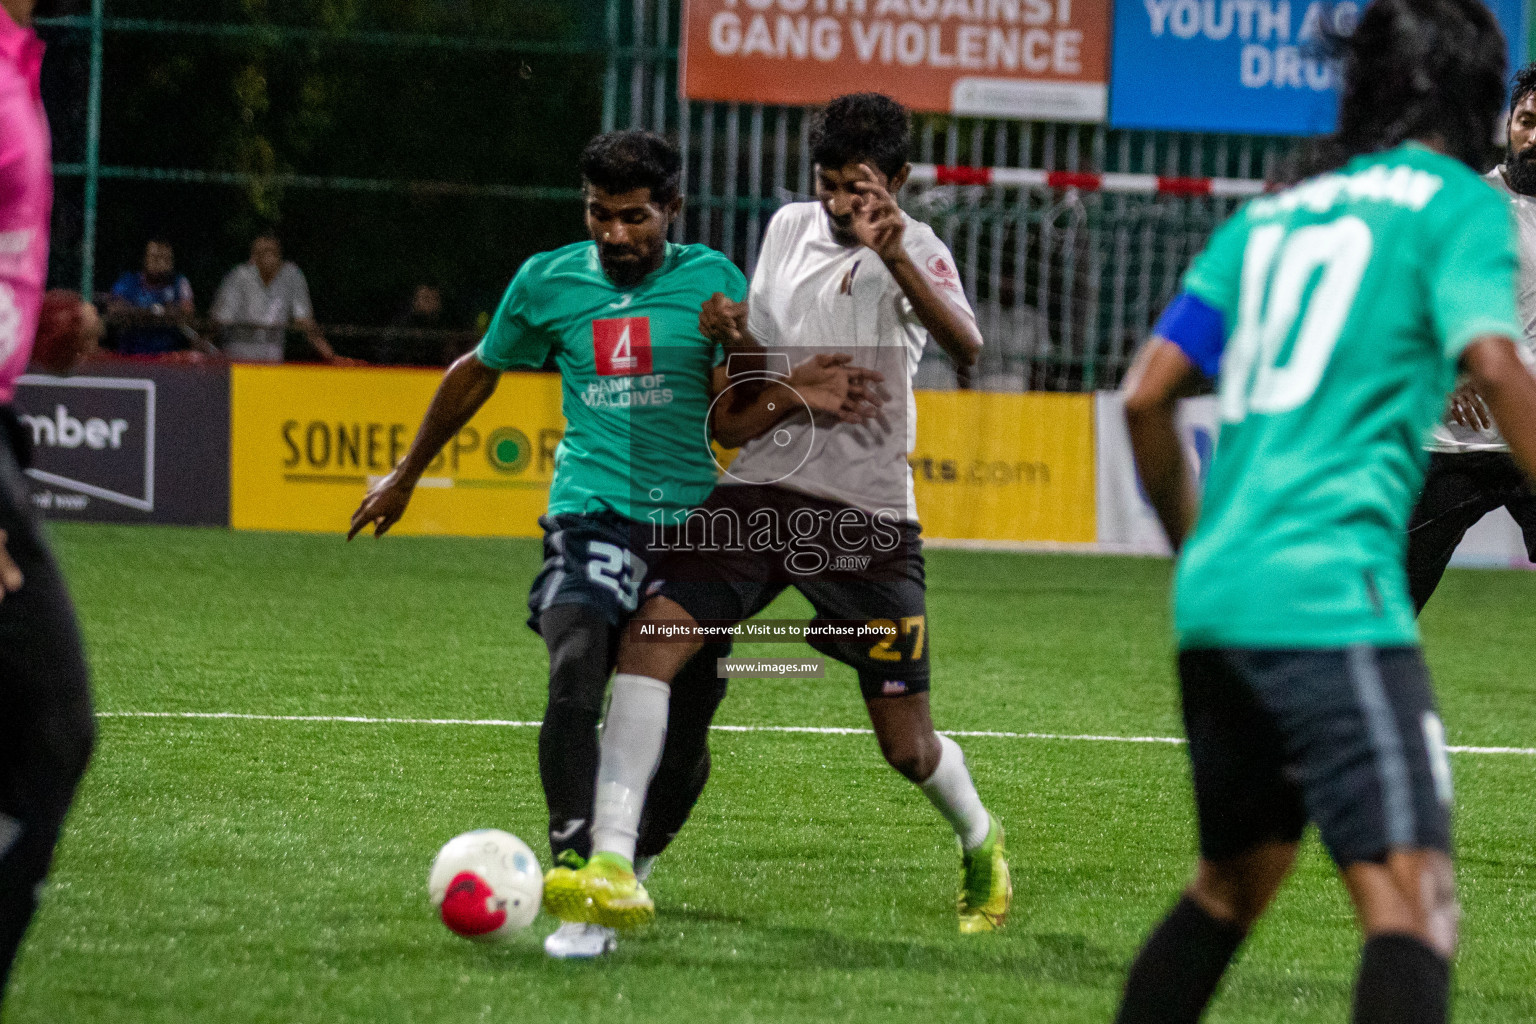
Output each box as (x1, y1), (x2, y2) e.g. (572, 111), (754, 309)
(592, 317), (653, 376)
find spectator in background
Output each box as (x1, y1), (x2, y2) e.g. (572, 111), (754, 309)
(390, 282), (469, 364)
(398, 283), (444, 330)
(211, 232), (342, 363)
(105, 238), (203, 356)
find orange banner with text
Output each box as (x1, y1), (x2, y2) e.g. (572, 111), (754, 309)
(230, 365), (563, 538)
(911, 390), (1095, 543)
(680, 0), (1110, 121)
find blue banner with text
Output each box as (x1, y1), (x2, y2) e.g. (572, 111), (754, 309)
(1109, 0), (1527, 135)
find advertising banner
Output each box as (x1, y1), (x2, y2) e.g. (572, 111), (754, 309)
(230, 367), (1096, 544)
(681, 0), (1111, 121)
(1094, 391), (1216, 554)
(13, 362), (230, 526)
(912, 391), (1095, 542)
(230, 365), (563, 537)
(1108, 0), (1526, 135)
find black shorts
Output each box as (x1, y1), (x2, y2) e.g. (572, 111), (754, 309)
(1179, 646), (1453, 868)
(1406, 450), (1536, 612)
(650, 485), (929, 700)
(527, 510), (666, 633)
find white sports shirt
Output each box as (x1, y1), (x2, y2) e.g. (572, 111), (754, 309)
(1426, 167), (1536, 453)
(723, 201), (978, 520)
(211, 260), (315, 364)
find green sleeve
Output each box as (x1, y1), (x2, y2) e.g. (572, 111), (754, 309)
(475, 260), (558, 371)
(722, 259), (748, 304)
(1429, 189), (1522, 360)
(1180, 206), (1250, 323)
(711, 256), (749, 366)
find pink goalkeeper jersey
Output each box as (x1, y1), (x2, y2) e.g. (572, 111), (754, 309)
(0, 8), (49, 404)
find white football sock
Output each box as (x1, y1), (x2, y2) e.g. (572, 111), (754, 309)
(919, 734), (992, 851)
(590, 673), (671, 864)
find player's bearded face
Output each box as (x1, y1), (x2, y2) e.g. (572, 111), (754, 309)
(585, 186), (676, 287)
(1507, 144), (1536, 195)
(1505, 96), (1536, 196)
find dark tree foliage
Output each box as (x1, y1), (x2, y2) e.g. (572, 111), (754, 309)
(41, 0), (607, 335)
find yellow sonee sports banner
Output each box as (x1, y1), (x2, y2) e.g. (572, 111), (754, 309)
(231, 366), (1095, 543)
(910, 391), (1095, 544)
(230, 365), (563, 537)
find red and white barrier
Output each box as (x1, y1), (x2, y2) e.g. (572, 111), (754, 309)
(908, 164), (1270, 198)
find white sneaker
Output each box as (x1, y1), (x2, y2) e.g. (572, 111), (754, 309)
(543, 921), (618, 959)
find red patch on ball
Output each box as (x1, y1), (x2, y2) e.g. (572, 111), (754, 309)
(32, 289), (85, 374)
(439, 871), (507, 937)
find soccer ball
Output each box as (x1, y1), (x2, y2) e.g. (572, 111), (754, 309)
(427, 829), (543, 941)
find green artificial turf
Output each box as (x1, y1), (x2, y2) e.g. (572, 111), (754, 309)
(3, 524), (1533, 1023)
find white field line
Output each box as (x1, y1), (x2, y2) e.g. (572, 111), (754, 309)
(93, 711), (1536, 757)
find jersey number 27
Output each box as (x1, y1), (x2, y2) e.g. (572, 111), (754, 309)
(1219, 215), (1373, 423)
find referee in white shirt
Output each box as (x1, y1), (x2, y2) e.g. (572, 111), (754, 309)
(1407, 65), (1536, 612)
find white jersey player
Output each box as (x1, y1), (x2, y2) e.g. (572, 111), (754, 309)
(1407, 68), (1536, 611)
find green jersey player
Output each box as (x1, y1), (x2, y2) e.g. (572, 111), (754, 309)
(1115, 2), (1536, 1022)
(349, 131), (869, 960)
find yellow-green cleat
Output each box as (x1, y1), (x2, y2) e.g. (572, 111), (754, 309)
(543, 851), (655, 930)
(542, 849), (596, 924)
(958, 814), (1012, 934)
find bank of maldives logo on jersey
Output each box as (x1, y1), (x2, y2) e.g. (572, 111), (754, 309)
(593, 317), (653, 376)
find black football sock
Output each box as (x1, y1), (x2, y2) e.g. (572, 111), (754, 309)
(536, 604), (616, 863)
(1352, 933), (1450, 1024)
(1114, 895), (1248, 1024)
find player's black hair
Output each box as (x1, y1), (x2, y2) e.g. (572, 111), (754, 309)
(810, 93), (911, 180)
(1510, 62), (1536, 113)
(1299, 0), (1506, 175)
(580, 130), (682, 206)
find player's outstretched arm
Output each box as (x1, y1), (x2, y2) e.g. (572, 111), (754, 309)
(1124, 338), (1204, 552)
(709, 355), (885, 449)
(1462, 335), (1536, 483)
(348, 352), (501, 539)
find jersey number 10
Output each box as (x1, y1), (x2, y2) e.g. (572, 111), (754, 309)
(1219, 215), (1373, 423)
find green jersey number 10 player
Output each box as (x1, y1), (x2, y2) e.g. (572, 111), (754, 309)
(1117, 1), (1536, 1022)
(349, 131), (867, 959)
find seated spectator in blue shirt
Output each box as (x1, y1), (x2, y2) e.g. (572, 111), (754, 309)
(106, 239), (198, 355)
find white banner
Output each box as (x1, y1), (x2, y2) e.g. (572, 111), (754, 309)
(1092, 391), (1533, 568)
(1450, 508), (1533, 568)
(1094, 392), (1218, 555)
